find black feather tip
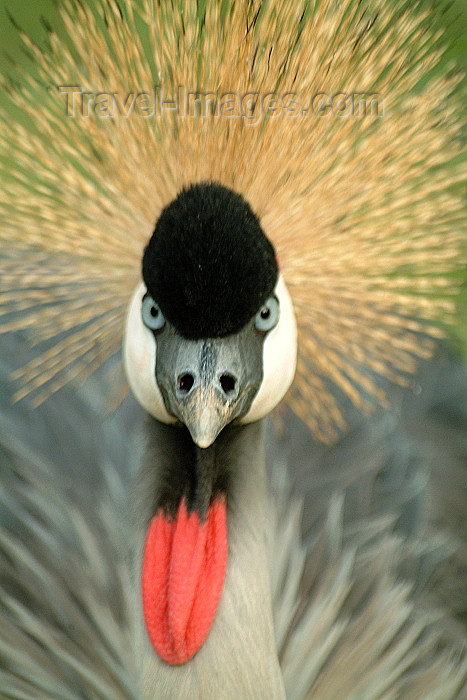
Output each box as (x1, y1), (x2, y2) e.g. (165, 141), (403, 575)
(142, 182), (278, 339)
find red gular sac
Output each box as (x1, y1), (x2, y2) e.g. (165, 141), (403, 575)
(142, 496), (228, 665)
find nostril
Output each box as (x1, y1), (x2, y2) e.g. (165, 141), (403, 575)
(178, 373), (195, 395)
(219, 374), (237, 396)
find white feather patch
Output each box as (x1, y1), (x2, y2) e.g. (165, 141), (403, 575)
(242, 275), (297, 423)
(124, 283), (175, 424)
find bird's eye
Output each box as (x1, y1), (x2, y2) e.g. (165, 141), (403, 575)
(142, 295), (165, 331)
(255, 296), (279, 332)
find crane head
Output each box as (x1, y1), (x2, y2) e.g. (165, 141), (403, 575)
(124, 182), (297, 448)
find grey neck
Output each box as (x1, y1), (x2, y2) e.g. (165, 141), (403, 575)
(134, 418), (285, 700)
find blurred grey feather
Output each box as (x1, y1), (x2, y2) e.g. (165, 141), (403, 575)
(0, 334), (466, 698)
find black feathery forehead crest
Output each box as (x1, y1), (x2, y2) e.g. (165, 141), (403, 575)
(142, 182), (278, 339)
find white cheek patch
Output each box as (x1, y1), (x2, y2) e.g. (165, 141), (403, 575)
(124, 283), (175, 424)
(242, 275), (297, 423)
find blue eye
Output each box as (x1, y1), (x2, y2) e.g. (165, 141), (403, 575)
(255, 297), (279, 332)
(142, 295), (165, 331)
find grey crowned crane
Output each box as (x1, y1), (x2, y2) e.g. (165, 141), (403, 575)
(1, 183), (466, 699)
(0, 0), (466, 698)
(126, 183), (297, 693)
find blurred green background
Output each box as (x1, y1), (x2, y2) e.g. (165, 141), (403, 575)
(2, 0), (467, 77)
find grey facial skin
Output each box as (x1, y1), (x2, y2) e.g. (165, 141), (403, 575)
(153, 318), (265, 448)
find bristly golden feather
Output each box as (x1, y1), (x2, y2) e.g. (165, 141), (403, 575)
(0, 0), (465, 440)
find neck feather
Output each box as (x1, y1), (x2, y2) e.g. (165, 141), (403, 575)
(134, 418), (285, 700)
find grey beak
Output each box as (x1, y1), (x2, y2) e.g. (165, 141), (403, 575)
(155, 331), (263, 448)
(175, 384), (237, 448)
